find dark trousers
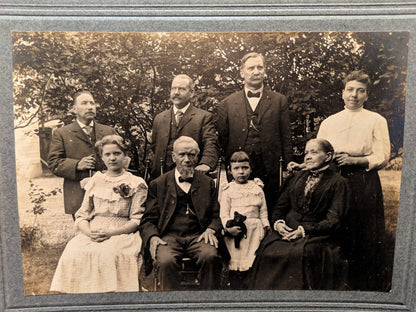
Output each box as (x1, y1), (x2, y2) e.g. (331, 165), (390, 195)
(154, 234), (222, 290)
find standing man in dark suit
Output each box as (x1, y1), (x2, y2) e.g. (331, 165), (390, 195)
(217, 52), (293, 211)
(139, 136), (226, 291)
(150, 74), (219, 180)
(48, 91), (116, 217)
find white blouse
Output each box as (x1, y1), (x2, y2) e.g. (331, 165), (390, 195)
(317, 107), (390, 171)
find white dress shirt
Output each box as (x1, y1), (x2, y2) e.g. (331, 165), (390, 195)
(175, 168), (192, 193)
(244, 86), (263, 112)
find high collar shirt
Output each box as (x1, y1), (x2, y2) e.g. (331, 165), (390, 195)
(244, 85), (263, 112)
(175, 168), (192, 193)
(317, 107), (390, 171)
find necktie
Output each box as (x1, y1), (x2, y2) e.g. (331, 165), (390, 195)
(83, 125), (92, 139)
(176, 110), (184, 125)
(247, 91), (261, 98)
(179, 176), (193, 183)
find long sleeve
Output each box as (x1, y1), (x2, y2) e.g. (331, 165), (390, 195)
(74, 186), (95, 225)
(219, 187), (232, 229)
(138, 180), (162, 249)
(48, 128), (80, 181)
(199, 112), (220, 170)
(366, 115), (390, 170)
(300, 177), (349, 236)
(216, 100), (229, 154)
(279, 95), (293, 164)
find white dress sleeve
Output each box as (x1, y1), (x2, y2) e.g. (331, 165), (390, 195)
(219, 184), (232, 229)
(366, 115), (390, 170)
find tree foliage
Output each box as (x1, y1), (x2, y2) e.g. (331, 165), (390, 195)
(12, 31), (408, 173)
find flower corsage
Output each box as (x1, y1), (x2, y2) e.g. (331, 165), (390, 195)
(113, 183), (133, 198)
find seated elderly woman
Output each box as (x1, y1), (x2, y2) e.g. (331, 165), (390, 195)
(248, 138), (349, 290)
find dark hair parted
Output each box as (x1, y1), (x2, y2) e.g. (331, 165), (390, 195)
(241, 52), (265, 68)
(95, 135), (128, 156)
(342, 70), (371, 89)
(72, 90), (94, 106)
(230, 151), (251, 163)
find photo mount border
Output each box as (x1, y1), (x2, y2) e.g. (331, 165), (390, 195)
(1, 1), (415, 311)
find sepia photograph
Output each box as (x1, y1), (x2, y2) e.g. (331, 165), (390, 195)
(12, 31), (406, 295)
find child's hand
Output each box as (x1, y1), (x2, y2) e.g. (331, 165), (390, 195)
(226, 226), (242, 237)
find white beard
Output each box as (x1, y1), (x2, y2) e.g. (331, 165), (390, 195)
(178, 166), (195, 178)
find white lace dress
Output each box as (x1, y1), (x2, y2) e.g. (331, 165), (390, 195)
(50, 171), (147, 293)
(220, 180), (270, 271)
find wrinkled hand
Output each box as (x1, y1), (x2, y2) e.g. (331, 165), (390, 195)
(195, 164), (211, 173)
(275, 222), (293, 237)
(226, 226), (242, 237)
(149, 236), (167, 260)
(77, 155), (96, 171)
(197, 228), (218, 248)
(287, 161), (305, 172)
(282, 228), (303, 241)
(90, 230), (111, 242)
(334, 152), (354, 166)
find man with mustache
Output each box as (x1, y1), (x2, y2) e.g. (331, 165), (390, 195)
(140, 136), (227, 290)
(48, 91), (116, 218)
(217, 52), (293, 213)
(150, 74), (219, 180)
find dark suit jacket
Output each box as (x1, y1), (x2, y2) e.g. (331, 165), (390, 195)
(151, 105), (219, 178)
(139, 170), (227, 274)
(47, 121), (116, 214)
(217, 88), (293, 173)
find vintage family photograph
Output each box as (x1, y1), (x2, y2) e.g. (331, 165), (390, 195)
(12, 31), (406, 295)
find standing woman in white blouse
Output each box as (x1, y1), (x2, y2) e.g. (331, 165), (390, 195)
(317, 70), (390, 291)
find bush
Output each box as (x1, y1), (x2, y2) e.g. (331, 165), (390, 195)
(20, 224), (43, 250)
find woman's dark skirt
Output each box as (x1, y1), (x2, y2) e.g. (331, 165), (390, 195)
(248, 231), (347, 290)
(339, 166), (387, 291)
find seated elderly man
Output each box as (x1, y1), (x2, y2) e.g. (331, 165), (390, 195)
(139, 136), (227, 290)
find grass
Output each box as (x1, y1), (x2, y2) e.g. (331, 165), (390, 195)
(19, 170), (401, 295)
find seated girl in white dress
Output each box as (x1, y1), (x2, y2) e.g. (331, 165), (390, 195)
(220, 151), (270, 289)
(50, 135), (147, 293)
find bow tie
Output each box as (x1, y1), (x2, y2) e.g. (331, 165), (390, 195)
(179, 176), (193, 183)
(247, 91), (261, 98)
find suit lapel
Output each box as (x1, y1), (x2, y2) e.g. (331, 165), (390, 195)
(161, 171), (178, 232)
(160, 109), (173, 148)
(177, 104), (194, 132)
(257, 89), (272, 122)
(70, 121), (91, 145)
(232, 91), (249, 126)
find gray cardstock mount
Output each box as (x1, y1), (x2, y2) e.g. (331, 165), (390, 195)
(0, 1), (415, 311)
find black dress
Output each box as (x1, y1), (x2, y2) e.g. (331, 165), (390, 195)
(249, 166), (349, 290)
